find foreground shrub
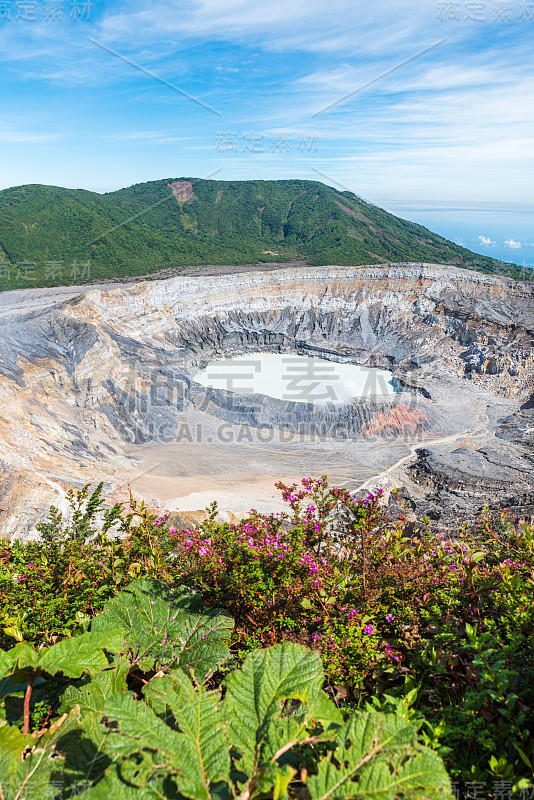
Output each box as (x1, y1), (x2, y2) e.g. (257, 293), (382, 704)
(0, 484), (176, 646)
(0, 579), (452, 799)
(169, 479), (534, 786)
(2, 478), (534, 786)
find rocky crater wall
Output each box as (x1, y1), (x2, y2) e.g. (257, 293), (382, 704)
(0, 262), (532, 537)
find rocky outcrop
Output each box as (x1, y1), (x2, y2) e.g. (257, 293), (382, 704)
(402, 443), (534, 523)
(496, 394), (534, 448)
(0, 262), (532, 538)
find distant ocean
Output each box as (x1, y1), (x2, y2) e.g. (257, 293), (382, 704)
(382, 202), (534, 271)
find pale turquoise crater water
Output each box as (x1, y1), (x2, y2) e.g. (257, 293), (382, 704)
(194, 353), (396, 406)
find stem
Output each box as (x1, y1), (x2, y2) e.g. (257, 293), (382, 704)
(40, 703), (54, 732)
(23, 672), (35, 735)
(361, 528), (367, 599)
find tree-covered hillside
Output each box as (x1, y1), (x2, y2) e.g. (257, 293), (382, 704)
(0, 177), (524, 290)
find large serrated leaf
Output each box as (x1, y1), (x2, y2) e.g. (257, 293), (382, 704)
(59, 657), (130, 717)
(58, 710), (116, 792)
(0, 642), (39, 677)
(38, 628), (126, 678)
(91, 579), (233, 678)
(0, 707), (80, 800)
(0, 630), (126, 684)
(305, 711), (453, 800)
(82, 765), (172, 799)
(104, 691), (183, 757)
(104, 677), (230, 800)
(223, 643), (329, 794)
(143, 670), (230, 798)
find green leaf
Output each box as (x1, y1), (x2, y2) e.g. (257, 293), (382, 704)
(513, 742), (533, 769)
(91, 579), (233, 678)
(0, 707), (80, 800)
(103, 680), (231, 800)
(273, 763), (296, 800)
(143, 670), (230, 799)
(3, 625), (24, 642)
(223, 642), (333, 795)
(0, 642), (39, 677)
(306, 712), (453, 800)
(0, 630), (125, 682)
(59, 657), (130, 718)
(61, 711), (112, 785)
(39, 629), (126, 678)
(103, 691), (182, 758)
(81, 765), (171, 799)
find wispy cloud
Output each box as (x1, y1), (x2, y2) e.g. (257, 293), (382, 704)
(0, 0), (532, 205)
(0, 124), (61, 144)
(104, 130), (192, 144)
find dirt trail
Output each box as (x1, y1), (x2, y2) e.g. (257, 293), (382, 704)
(353, 406), (491, 494)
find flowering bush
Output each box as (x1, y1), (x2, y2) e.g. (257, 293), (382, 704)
(168, 480), (534, 785)
(168, 478), (398, 687)
(2, 477), (534, 786)
(0, 484), (175, 645)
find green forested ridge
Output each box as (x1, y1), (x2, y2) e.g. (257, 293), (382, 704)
(0, 177), (524, 290)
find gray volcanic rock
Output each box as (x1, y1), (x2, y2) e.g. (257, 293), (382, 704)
(0, 262), (532, 538)
(496, 394), (534, 449)
(402, 442), (534, 524)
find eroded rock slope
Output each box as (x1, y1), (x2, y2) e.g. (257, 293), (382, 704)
(0, 262), (532, 537)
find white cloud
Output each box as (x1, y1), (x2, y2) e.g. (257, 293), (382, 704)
(98, 0), (435, 55)
(0, 0), (532, 205)
(478, 236), (495, 246)
(0, 123), (61, 144)
(504, 239), (522, 249)
(105, 130), (191, 144)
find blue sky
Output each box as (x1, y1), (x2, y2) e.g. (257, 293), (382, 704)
(0, 0), (533, 263)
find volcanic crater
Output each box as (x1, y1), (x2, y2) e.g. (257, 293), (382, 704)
(0, 262), (533, 538)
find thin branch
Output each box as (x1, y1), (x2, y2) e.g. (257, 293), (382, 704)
(22, 673), (35, 736)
